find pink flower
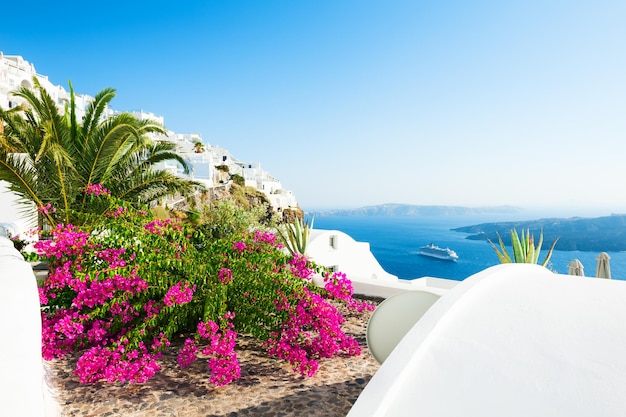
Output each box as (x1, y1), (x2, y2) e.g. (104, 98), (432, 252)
(84, 183), (111, 196)
(37, 203), (56, 215)
(218, 268), (233, 284)
(38, 287), (48, 305)
(289, 254), (314, 279)
(196, 316), (240, 386)
(324, 271), (375, 312)
(151, 333), (171, 350)
(232, 241), (246, 253)
(107, 206), (127, 218)
(252, 231), (279, 246)
(74, 344), (161, 384)
(144, 300), (161, 319)
(144, 218), (182, 235)
(177, 338), (198, 368)
(34, 224), (89, 260)
(265, 288), (362, 377)
(164, 281), (195, 306)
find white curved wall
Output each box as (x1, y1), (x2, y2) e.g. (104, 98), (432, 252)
(0, 181), (37, 237)
(308, 229), (398, 282)
(0, 237), (59, 416)
(348, 264), (626, 417)
(307, 229), (458, 297)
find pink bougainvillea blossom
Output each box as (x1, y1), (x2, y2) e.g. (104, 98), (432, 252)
(196, 315), (240, 386)
(323, 271), (375, 313)
(74, 343), (161, 384)
(37, 203), (56, 215)
(288, 254), (315, 280)
(34, 224), (89, 260)
(84, 183), (111, 196)
(108, 206), (127, 218)
(251, 230), (279, 246)
(38, 208), (368, 387)
(232, 241), (246, 253)
(163, 281), (196, 306)
(218, 268), (233, 284)
(177, 338), (198, 368)
(265, 288), (362, 377)
(144, 218), (182, 235)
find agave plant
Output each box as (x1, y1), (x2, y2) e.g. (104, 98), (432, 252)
(277, 217), (314, 255)
(488, 228), (558, 267)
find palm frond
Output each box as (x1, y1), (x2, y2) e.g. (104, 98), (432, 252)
(81, 87), (117, 142)
(0, 154), (56, 226)
(1, 78), (197, 222)
(115, 169), (200, 204)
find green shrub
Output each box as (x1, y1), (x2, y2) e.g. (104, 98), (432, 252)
(150, 206), (171, 220)
(195, 200), (267, 239)
(231, 173), (245, 186)
(37, 192), (373, 385)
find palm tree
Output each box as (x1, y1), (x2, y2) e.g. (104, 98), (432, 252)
(0, 78), (200, 226)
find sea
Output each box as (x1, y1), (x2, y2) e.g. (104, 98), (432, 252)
(313, 215), (626, 282)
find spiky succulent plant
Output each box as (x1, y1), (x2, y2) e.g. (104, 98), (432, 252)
(489, 228), (558, 267)
(278, 217), (314, 255)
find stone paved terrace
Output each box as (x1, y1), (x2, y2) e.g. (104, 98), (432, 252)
(48, 297), (382, 417)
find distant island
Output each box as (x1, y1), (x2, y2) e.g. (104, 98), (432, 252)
(309, 203), (523, 217)
(308, 204), (626, 252)
(453, 214), (626, 252)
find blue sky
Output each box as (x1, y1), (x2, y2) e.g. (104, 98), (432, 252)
(3, 1), (626, 214)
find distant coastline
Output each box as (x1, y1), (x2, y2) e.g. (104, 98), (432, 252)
(308, 203), (523, 217)
(308, 204), (626, 252)
(453, 214), (626, 252)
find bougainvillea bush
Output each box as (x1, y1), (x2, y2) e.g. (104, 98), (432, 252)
(37, 186), (374, 386)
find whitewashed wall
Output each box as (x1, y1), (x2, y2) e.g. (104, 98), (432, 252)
(0, 181), (37, 237)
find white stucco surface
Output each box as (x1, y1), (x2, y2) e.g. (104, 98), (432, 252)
(0, 181), (37, 237)
(0, 237), (58, 416)
(348, 263), (626, 417)
(308, 229), (397, 281)
(308, 229), (458, 297)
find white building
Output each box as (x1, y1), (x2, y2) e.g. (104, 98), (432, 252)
(239, 161), (298, 210)
(0, 52), (300, 233)
(0, 52), (96, 121)
(307, 229), (458, 298)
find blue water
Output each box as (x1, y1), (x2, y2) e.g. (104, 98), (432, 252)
(313, 215), (626, 281)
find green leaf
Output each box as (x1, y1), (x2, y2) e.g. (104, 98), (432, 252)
(490, 228), (559, 266)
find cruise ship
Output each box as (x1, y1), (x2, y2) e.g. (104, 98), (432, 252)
(418, 243), (459, 262)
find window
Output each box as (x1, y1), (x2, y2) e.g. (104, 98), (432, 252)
(329, 235), (338, 249)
